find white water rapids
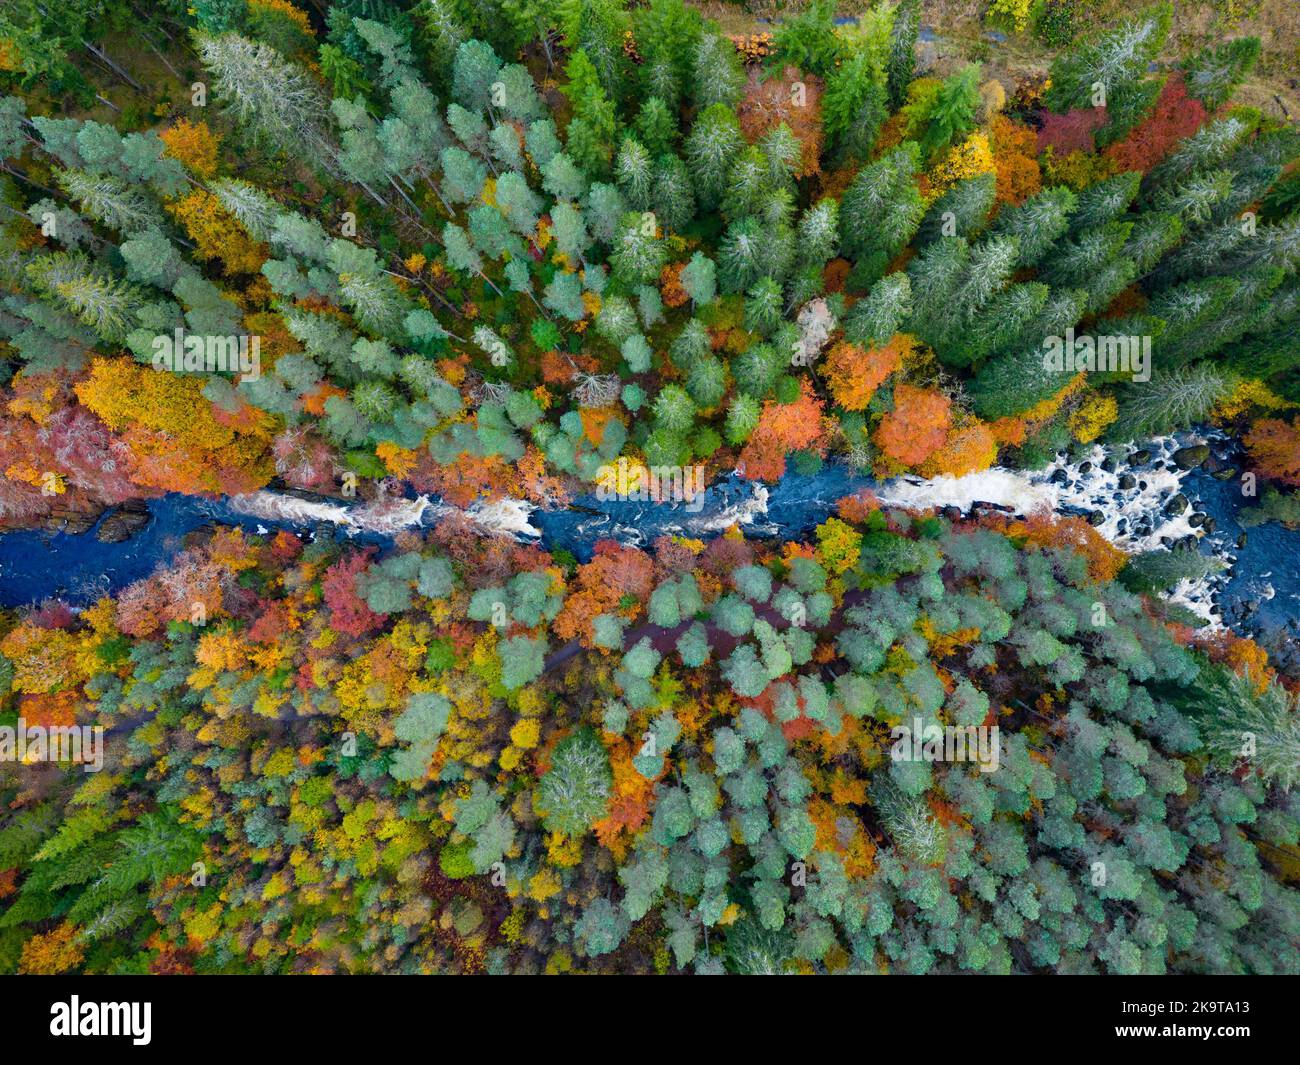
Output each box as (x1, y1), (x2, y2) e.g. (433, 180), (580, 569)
(223, 434), (1229, 626)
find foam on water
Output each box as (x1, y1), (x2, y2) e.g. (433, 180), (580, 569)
(466, 498), (540, 538)
(689, 484), (772, 534)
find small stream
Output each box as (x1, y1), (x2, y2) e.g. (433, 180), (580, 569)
(1, 430), (1297, 642)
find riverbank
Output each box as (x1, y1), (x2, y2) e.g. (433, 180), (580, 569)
(3, 431), (1298, 666)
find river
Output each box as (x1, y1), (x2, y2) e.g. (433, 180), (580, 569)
(1, 430), (1297, 644)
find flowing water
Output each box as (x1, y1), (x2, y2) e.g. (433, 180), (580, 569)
(1, 430), (1297, 642)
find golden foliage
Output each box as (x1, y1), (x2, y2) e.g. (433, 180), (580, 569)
(159, 118), (221, 179)
(167, 189), (268, 275)
(1067, 392), (1118, 444)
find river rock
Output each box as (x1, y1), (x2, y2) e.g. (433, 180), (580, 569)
(1202, 516), (1216, 534)
(1188, 512), (1207, 528)
(1237, 532), (1248, 548)
(1212, 466), (1238, 480)
(1088, 510), (1105, 526)
(1175, 444), (1211, 470)
(49, 510), (99, 536)
(1164, 493), (1189, 516)
(1118, 473), (1137, 490)
(96, 501), (150, 544)
(1129, 448), (1152, 465)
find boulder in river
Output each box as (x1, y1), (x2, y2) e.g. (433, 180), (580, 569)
(1212, 466), (1239, 481)
(1175, 444), (1211, 470)
(1118, 473), (1137, 490)
(95, 500), (150, 544)
(50, 510), (100, 536)
(1164, 493), (1189, 516)
(1129, 448), (1152, 465)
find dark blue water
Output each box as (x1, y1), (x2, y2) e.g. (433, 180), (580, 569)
(1, 451), (1297, 641)
(1181, 462), (1299, 633)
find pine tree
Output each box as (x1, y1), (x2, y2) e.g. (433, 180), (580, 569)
(685, 103), (743, 211)
(839, 144), (924, 280)
(195, 32), (339, 173)
(886, 0), (920, 108)
(915, 172), (995, 245)
(691, 31), (744, 109)
(611, 212), (666, 286)
(844, 273), (912, 347)
(451, 38), (503, 114)
(651, 154), (695, 233)
(679, 251), (717, 307)
(989, 186), (1077, 267)
(1108, 363), (1235, 439)
(1044, 3), (1172, 143)
(635, 96), (678, 157)
(561, 49), (618, 177)
(1178, 37), (1261, 110)
(1070, 171), (1141, 232)
(542, 151), (589, 202)
(635, 0), (702, 109)
(614, 136), (654, 210)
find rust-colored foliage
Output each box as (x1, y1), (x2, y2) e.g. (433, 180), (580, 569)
(407, 448), (518, 508)
(737, 65), (824, 178)
(322, 550), (384, 638)
(18, 922), (84, 975)
(874, 384), (951, 469)
(921, 421), (999, 478)
(1244, 417), (1300, 486)
(1005, 512), (1128, 583)
(74, 357), (275, 496)
(1103, 75), (1208, 174)
(659, 261), (689, 308)
(836, 490), (882, 524)
(113, 534), (248, 637)
(271, 425), (338, 492)
(824, 335), (908, 411)
(1193, 630), (1276, 693)
(167, 188), (268, 275)
(1037, 106), (1107, 156)
(0, 372), (142, 521)
(553, 540), (655, 646)
(737, 378), (828, 481)
(990, 114), (1041, 208)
